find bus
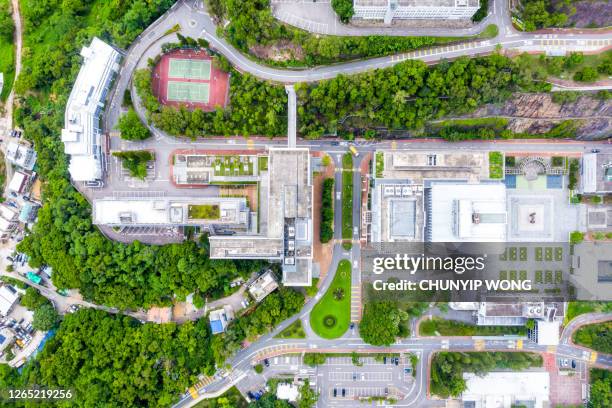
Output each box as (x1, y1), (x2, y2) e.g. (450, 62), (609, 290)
(26, 272), (42, 285)
(349, 145), (359, 157)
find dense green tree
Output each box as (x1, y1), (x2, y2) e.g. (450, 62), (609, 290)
(331, 0), (354, 23)
(589, 369), (611, 408)
(32, 303), (60, 331)
(360, 301), (408, 346)
(0, 4), (13, 41)
(20, 287), (50, 310)
(573, 67), (599, 82)
(117, 108), (151, 140)
(2, 309), (217, 407)
(431, 352), (542, 398)
(573, 322), (612, 354)
(113, 150), (154, 179)
(320, 178), (334, 243)
(298, 379), (319, 408)
(211, 289), (304, 364)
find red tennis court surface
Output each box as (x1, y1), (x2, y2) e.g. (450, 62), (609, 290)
(152, 48), (229, 111)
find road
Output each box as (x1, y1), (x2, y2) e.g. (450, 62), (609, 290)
(174, 311), (612, 408)
(105, 0), (612, 138)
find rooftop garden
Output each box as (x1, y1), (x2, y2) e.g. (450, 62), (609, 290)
(188, 204), (220, 220)
(488, 151), (504, 179)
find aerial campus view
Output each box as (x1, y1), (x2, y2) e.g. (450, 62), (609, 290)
(0, 0), (611, 407)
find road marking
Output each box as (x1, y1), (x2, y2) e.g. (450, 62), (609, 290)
(247, 139), (255, 150)
(516, 339), (523, 350)
(590, 352), (598, 363)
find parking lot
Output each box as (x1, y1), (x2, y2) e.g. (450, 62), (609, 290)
(316, 355), (415, 406)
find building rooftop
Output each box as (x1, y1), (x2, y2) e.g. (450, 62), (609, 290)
(8, 172), (28, 193)
(62, 38), (120, 182)
(380, 150), (489, 183)
(276, 383), (300, 402)
(582, 152), (612, 194)
(462, 372), (550, 408)
(6, 142), (37, 171)
(0, 285), (19, 316)
(248, 270), (279, 303)
(209, 148), (313, 286)
(93, 197), (249, 228)
(208, 306), (234, 335)
(428, 183), (507, 242)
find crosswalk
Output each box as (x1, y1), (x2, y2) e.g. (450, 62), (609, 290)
(188, 375), (215, 399)
(252, 344), (301, 363)
(390, 40), (490, 63)
(350, 285), (362, 322)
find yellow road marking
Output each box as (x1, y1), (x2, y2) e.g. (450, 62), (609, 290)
(247, 139), (255, 150)
(590, 352), (598, 363)
(188, 387), (198, 399)
(516, 339), (523, 350)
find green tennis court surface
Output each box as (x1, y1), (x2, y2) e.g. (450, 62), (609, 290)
(167, 81), (210, 103)
(168, 58), (211, 80)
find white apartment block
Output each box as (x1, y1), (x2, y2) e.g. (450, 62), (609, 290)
(62, 38), (120, 182)
(353, 0), (480, 23)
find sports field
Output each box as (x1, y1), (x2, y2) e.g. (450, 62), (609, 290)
(168, 58), (211, 80)
(152, 49), (229, 111)
(167, 81), (210, 103)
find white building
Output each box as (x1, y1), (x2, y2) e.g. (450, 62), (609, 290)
(210, 148), (314, 287)
(248, 270), (279, 303)
(581, 152), (612, 194)
(462, 371), (550, 408)
(276, 383), (300, 402)
(0, 205), (19, 240)
(428, 183), (507, 242)
(209, 305), (234, 335)
(353, 0), (480, 23)
(6, 142), (37, 171)
(92, 197), (250, 229)
(61, 38), (120, 182)
(7, 171), (29, 194)
(0, 285), (20, 316)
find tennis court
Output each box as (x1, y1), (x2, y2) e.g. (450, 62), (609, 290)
(167, 81), (210, 103)
(168, 58), (211, 80)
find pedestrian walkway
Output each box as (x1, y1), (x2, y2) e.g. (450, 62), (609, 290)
(351, 284), (362, 322)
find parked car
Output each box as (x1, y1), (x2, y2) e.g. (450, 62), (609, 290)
(263, 359), (270, 367)
(341, 388), (346, 397)
(333, 388), (337, 397)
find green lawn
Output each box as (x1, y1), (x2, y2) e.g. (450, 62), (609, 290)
(310, 259), (352, 339)
(375, 152), (384, 178)
(566, 302), (612, 323)
(213, 156), (254, 177)
(342, 153), (353, 250)
(193, 386), (247, 408)
(188, 204), (220, 220)
(488, 151), (503, 179)
(275, 319), (306, 339)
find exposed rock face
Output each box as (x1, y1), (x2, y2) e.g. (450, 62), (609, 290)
(472, 93), (612, 139)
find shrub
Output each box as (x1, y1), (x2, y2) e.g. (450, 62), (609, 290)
(254, 364), (263, 374)
(551, 156), (564, 167)
(573, 67), (599, 82)
(331, 0), (354, 23)
(116, 108), (151, 140)
(320, 178), (335, 243)
(323, 315), (337, 328)
(570, 231), (584, 245)
(505, 156), (515, 167)
(112, 150), (154, 180)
